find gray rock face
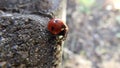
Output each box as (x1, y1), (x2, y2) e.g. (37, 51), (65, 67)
(0, 13), (62, 68)
(0, 0), (61, 13)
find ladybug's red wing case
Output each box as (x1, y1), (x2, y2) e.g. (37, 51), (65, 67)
(48, 19), (62, 35)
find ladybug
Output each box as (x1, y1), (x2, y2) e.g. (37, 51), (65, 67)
(47, 19), (68, 40)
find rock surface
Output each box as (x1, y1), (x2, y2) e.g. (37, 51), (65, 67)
(0, 12), (62, 68)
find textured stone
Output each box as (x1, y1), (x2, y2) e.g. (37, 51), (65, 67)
(0, 13), (62, 68)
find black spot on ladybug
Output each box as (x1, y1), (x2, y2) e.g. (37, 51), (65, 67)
(51, 26), (54, 31)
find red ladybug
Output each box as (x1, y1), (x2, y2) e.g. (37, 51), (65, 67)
(47, 19), (68, 40)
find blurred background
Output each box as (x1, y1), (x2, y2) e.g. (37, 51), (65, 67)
(63, 0), (120, 68)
